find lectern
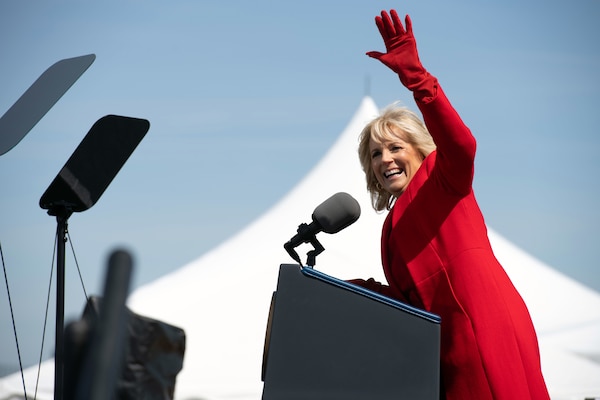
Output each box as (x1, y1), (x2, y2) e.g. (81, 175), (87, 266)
(262, 264), (441, 400)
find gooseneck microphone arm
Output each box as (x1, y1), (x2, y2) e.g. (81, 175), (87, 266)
(284, 192), (360, 267)
(284, 223), (325, 267)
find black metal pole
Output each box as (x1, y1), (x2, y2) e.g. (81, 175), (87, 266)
(54, 210), (69, 400)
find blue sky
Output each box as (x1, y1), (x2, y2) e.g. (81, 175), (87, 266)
(1, 1), (599, 373)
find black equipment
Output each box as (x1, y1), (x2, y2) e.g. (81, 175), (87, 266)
(64, 250), (186, 400)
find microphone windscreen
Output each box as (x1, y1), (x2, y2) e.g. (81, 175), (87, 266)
(312, 192), (361, 234)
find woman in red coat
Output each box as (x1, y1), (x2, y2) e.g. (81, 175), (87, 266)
(351, 9), (550, 399)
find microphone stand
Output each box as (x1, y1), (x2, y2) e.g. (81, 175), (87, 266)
(305, 237), (324, 268)
(284, 226), (324, 268)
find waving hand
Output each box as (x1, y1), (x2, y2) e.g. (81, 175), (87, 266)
(367, 10), (436, 100)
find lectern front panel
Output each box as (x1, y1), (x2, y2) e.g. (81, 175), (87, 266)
(262, 264), (440, 400)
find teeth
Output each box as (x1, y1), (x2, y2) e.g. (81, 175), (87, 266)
(384, 169), (402, 178)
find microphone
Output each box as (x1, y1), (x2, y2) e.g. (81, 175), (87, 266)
(284, 192), (361, 265)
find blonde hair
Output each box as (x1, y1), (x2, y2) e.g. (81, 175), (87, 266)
(358, 104), (436, 211)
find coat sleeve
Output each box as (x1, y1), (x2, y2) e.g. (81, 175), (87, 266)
(416, 85), (477, 196)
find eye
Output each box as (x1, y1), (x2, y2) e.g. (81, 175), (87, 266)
(371, 150), (381, 159)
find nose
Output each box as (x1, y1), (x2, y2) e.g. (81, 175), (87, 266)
(381, 148), (393, 163)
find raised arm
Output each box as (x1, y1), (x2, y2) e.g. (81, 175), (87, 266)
(368, 9), (476, 194)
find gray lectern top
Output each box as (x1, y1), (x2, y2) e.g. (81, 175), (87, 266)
(301, 266), (441, 324)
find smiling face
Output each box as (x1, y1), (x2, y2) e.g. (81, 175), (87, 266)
(369, 126), (424, 197)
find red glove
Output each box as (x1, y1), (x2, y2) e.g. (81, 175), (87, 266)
(367, 10), (437, 101)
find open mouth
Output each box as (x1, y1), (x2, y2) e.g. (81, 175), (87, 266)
(384, 168), (403, 178)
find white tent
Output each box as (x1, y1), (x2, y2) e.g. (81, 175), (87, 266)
(1, 97), (599, 399)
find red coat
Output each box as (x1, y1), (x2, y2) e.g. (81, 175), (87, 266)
(355, 87), (550, 399)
